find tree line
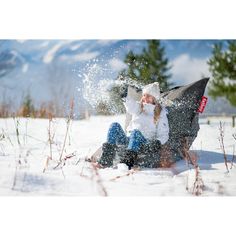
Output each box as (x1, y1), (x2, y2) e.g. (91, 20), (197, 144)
(0, 40), (235, 118)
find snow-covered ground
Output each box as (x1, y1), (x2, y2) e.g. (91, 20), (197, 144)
(0, 115), (236, 196)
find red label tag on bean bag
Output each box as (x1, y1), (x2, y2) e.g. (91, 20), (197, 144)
(197, 96), (208, 113)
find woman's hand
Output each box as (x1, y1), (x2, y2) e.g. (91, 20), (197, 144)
(140, 98), (145, 111)
(140, 97), (145, 105)
(140, 97), (145, 103)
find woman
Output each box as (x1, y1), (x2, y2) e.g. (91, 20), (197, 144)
(98, 82), (169, 169)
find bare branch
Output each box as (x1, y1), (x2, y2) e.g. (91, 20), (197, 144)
(230, 145), (235, 169)
(233, 133), (236, 142)
(59, 99), (74, 162)
(179, 137), (204, 196)
(109, 168), (139, 181)
(218, 122), (229, 172)
(90, 162), (108, 196)
(192, 165), (204, 196)
(53, 151), (77, 170)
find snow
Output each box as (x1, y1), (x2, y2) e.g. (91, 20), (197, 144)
(109, 58), (127, 71)
(0, 115), (236, 196)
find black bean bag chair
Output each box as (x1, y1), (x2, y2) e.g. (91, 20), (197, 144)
(117, 78), (209, 168)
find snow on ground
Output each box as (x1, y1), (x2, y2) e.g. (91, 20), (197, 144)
(0, 115), (236, 196)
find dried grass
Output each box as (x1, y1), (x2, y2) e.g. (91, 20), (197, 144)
(180, 137), (204, 196)
(218, 122), (229, 172)
(90, 163), (108, 196)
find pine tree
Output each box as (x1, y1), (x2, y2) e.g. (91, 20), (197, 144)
(208, 40), (236, 106)
(21, 93), (35, 117)
(122, 40), (172, 91)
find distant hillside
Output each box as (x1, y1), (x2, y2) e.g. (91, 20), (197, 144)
(203, 96), (236, 115)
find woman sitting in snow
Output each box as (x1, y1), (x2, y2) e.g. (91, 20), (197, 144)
(98, 82), (169, 169)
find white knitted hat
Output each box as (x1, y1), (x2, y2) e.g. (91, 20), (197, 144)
(142, 82), (160, 100)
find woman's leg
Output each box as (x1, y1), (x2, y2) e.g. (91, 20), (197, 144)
(107, 122), (129, 145)
(127, 129), (147, 152)
(120, 129), (147, 169)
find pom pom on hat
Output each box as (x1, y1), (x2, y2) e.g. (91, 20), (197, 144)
(142, 82), (160, 100)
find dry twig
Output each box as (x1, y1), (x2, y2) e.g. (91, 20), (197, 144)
(43, 156), (52, 173)
(12, 117), (22, 190)
(13, 117), (21, 147)
(218, 122), (229, 172)
(180, 137), (204, 196)
(53, 151), (77, 169)
(48, 115), (53, 160)
(233, 133), (236, 142)
(192, 165), (204, 196)
(109, 168), (139, 181)
(43, 114), (56, 173)
(230, 145), (235, 169)
(59, 99), (74, 162)
(90, 162), (108, 196)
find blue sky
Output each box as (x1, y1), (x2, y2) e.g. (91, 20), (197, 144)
(0, 39), (225, 108)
